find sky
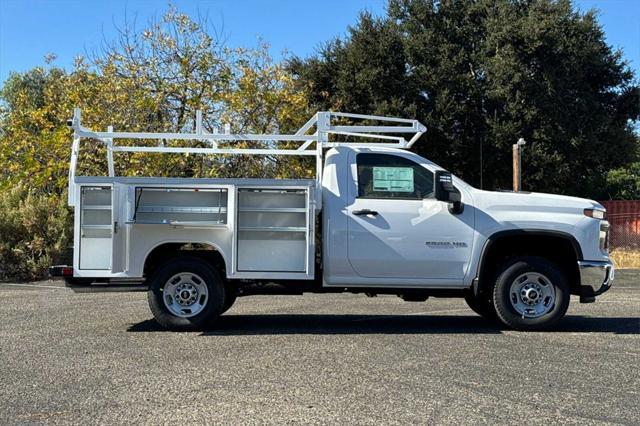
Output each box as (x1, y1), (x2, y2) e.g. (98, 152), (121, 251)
(0, 0), (638, 85)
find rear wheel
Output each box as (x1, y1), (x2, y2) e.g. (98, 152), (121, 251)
(147, 257), (225, 331)
(221, 286), (237, 314)
(492, 257), (569, 330)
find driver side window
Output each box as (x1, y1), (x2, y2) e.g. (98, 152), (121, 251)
(356, 153), (434, 199)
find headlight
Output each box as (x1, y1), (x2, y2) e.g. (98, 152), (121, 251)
(584, 208), (607, 220)
(599, 222), (609, 252)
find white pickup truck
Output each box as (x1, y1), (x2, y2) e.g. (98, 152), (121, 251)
(51, 109), (614, 330)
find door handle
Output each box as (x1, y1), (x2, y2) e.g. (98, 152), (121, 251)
(352, 209), (378, 216)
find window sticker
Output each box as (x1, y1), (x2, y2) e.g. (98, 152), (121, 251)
(372, 167), (414, 192)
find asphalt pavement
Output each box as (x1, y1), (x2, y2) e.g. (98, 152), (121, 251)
(0, 271), (638, 425)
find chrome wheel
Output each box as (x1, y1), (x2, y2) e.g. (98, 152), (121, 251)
(162, 272), (209, 318)
(509, 272), (556, 318)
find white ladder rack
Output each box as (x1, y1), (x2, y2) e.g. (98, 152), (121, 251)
(67, 108), (426, 206)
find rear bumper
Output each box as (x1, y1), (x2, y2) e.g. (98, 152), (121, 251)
(49, 265), (146, 292)
(578, 260), (614, 298)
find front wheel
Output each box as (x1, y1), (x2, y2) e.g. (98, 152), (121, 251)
(492, 257), (570, 330)
(147, 257), (225, 331)
(464, 293), (498, 321)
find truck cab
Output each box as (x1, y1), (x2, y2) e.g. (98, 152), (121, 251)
(322, 145), (612, 327)
(323, 146), (474, 287)
(52, 109), (614, 331)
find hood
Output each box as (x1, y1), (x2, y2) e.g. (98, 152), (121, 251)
(471, 189), (602, 214)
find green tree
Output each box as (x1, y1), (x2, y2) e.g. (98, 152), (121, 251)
(290, 0), (640, 197)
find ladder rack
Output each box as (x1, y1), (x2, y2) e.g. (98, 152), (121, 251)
(67, 108), (426, 206)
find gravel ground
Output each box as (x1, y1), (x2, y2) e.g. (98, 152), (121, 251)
(0, 271), (638, 425)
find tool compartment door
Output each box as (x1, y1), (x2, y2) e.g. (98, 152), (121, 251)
(78, 186), (113, 270)
(234, 186), (314, 278)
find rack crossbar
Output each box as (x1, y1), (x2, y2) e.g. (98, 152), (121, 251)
(77, 130), (316, 142)
(111, 146), (319, 155)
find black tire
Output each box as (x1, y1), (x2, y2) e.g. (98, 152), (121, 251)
(147, 256), (225, 331)
(464, 293), (498, 321)
(492, 257), (570, 330)
(221, 286), (237, 314)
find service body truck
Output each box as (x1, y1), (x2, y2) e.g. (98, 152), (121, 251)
(51, 109), (614, 330)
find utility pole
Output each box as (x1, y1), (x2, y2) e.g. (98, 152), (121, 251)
(513, 138), (526, 192)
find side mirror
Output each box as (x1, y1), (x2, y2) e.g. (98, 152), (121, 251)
(435, 170), (463, 214)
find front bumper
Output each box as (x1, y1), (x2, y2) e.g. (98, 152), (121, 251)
(578, 260), (614, 299)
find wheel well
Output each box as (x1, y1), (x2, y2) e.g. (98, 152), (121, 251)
(477, 232), (581, 295)
(143, 243), (226, 279)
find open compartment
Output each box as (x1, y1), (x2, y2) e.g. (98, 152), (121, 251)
(132, 187), (228, 226)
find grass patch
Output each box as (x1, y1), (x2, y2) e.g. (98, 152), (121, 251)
(609, 249), (640, 269)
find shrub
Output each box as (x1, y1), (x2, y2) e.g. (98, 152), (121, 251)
(0, 186), (72, 281)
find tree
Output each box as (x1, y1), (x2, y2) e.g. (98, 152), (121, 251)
(0, 7), (312, 196)
(605, 162), (640, 200)
(93, 7), (312, 179)
(0, 64), (104, 193)
(290, 0), (640, 197)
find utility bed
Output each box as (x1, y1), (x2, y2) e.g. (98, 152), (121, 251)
(74, 176), (317, 281)
(57, 108), (425, 289)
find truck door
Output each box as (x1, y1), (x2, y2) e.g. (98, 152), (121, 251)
(346, 151), (474, 281)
